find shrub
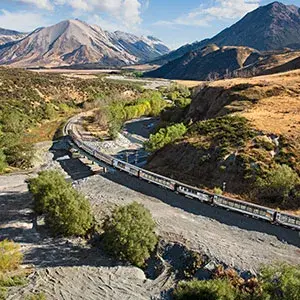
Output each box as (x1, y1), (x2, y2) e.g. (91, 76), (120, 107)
(28, 171), (93, 237)
(214, 187), (223, 195)
(25, 292), (47, 300)
(0, 240), (23, 274)
(28, 170), (70, 215)
(102, 202), (158, 267)
(0, 150), (7, 173)
(173, 279), (237, 300)
(256, 164), (299, 204)
(256, 263), (300, 300)
(45, 187), (93, 236)
(145, 123), (187, 152)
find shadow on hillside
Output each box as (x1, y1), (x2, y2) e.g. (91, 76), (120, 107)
(100, 171), (300, 248)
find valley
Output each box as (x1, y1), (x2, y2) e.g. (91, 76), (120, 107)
(0, 1), (300, 299)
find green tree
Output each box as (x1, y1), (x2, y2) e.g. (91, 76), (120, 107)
(28, 170), (93, 237)
(0, 110), (33, 169)
(28, 170), (70, 215)
(256, 164), (299, 204)
(173, 279), (238, 300)
(256, 264), (300, 300)
(102, 202), (158, 267)
(145, 123), (187, 152)
(45, 187), (93, 236)
(0, 149), (7, 173)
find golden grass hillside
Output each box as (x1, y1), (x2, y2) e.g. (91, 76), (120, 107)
(147, 70), (300, 211)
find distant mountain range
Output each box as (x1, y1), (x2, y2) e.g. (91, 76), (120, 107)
(0, 19), (169, 68)
(0, 28), (26, 45)
(151, 1), (300, 66)
(148, 1), (300, 80)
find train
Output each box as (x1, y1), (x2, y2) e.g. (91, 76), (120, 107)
(67, 129), (300, 231)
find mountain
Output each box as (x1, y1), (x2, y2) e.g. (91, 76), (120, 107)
(0, 20), (169, 68)
(151, 1), (300, 65)
(147, 45), (261, 80)
(147, 44), (300, 80)
(0, 28), (26, 45)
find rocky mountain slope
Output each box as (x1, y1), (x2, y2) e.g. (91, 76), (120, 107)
(0, 20), (169, 68)
(147, 44), (300, 80)
(151, 1), (300, 66)
(0, 28), (26, 45)
(147, 45), (259, 80)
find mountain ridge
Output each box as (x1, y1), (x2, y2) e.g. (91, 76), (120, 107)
(0, 27), (27, 45)
(0, 19), (169, 68)
(151, 1), (300, 66)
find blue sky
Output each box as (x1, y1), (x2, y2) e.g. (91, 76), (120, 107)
(0, 0), (297, 48)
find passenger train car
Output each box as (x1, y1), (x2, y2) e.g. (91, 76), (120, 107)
(67, 127), (300, 231)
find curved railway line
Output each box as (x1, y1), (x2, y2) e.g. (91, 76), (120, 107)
(64, 116), (300, 232)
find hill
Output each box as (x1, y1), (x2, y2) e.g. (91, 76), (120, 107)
(147, 45), (259, 80)
(151, 1), (300, 66)
(0, 20), (169, 68)
(0, 28), (26, 45)
(146, 70), (300, 209)
(147, 45), (300, 80)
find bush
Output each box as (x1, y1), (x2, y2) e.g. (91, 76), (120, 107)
(214, 187), (223, 195)
(257, 264), (300, 300)
(173, 279), (237, 300)
(145, 123), (187, 152)
(28, 170), (70, 215)
(102, 202), (158, 267)
(256, 164), (299, 204)
(0, 150), (7, 173)
(25, 292), (47, 300)
(0, 240), (23, 274)
(28, 171), (93, 237)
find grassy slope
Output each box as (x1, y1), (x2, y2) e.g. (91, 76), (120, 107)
(147, 70), (300, 210)
(0, 68), (140, 172)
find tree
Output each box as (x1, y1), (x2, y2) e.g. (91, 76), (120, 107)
(145, 123), (187, 152)
(0, 149), (7, 173)
(102, 202), (158, 267)
(0, 110), (33, 169)
(28, 170), (69, 215)
(173, 279), (238, 300)
(256, 164), (299, 204)
(45, 187), (93, 236)
(28, 170), (93, 237)
(256, 264), (300, 300)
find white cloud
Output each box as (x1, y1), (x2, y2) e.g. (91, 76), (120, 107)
(0, 9), (49, 32)
(53, 0), (143, 28)
(16, 0), (53, 10)
(155, 0), (260, 27)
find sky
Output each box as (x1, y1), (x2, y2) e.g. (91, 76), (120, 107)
(0, 0), (297, 49)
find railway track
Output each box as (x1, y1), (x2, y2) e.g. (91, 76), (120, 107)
(63, 115), (300, 232)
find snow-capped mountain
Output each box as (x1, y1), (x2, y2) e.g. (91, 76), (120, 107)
(0, 19), (169, 68)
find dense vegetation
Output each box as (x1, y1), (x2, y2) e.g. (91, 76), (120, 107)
(174, 263), (300, 300)
(147, 114), (300, 209)
(0, 68), (139, 172)
(0, 240), (27, 300)
(102, 202), (158, 267)
(89, 90), (167, 139)
(28, 170), (93, 236)
(145, 123), (187, 153)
